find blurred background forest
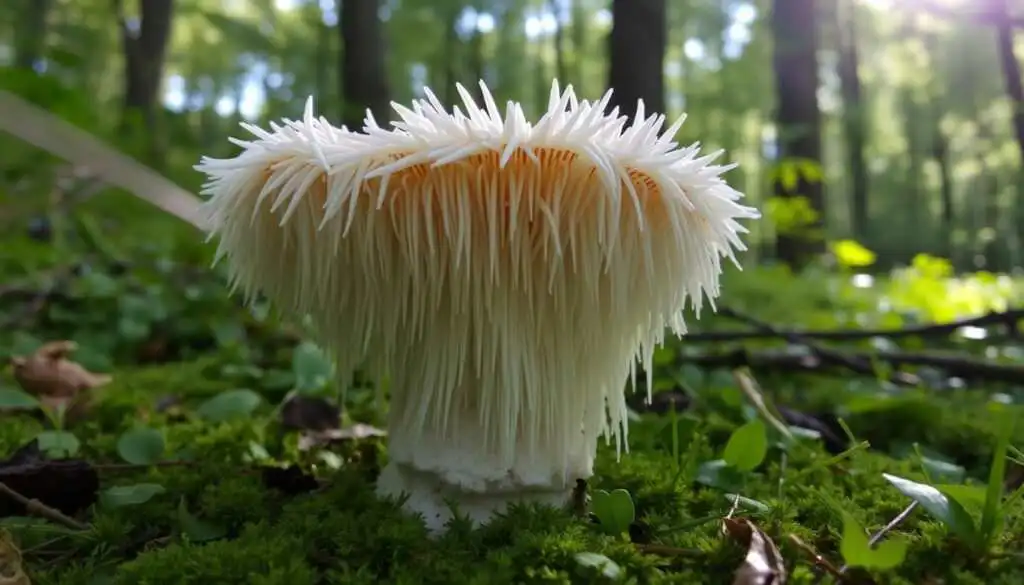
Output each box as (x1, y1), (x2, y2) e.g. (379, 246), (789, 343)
(1, 0), (1023, 273)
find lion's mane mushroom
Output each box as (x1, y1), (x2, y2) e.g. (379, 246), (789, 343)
(196, 81), (759, 533)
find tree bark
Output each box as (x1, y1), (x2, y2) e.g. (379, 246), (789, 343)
(607, 0), (667, 125)
(991, 0), (1024, 167)
(836, 0), (869, 240)
(13, 0), (51, 70)
(114, 0), (175, 165)
(770, 0), (824, 268)
(549, 0), (568, 84)
(442, 7), (462, 107)
(339, 0), (390, 130)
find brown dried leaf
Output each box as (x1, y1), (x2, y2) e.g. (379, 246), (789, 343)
(0, 529), (30, 585)
(10, 341), (111, 419)
(723, 517), (787, 585)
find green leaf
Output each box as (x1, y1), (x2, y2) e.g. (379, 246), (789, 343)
(696, 459), (746, 491)
(36, 431), (80, 458)
(831, 239), (877, 268)
(839, 510), (907, 569)
(920, 457), (966, 484)
(177, 497), (226, 542)
(292, 341), (335, 393)
(0, 389), (40, 409)
(100, 483), (166, 508)
(883, 473), (976, 544)
(981, 408), (1015, 543)
(937, 484), (987, 507)
(195, 389), (262, 423)
(779, 162), (800, 191)
(723, 419), (768, 472)
(116, 317), (151, 342)
(116, 427), (166, 465)
(574, 552), (622, 580)
(590, 489), (635, 536)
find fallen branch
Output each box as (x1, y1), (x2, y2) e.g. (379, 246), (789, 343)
(0, 481), (89, 531)
(716, 307), (922, 386)
(680, 348), (1023, 385)
(0, 91), (206, 229)
(685, 308), (1023, 343)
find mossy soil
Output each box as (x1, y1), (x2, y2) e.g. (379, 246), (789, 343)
(1, 195), (1022, 584)
(2, 358), (1022, 585)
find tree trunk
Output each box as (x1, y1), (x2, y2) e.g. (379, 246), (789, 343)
(607, 0), (667, 125)
(991, 0), (1024, 167)
(770, 0), (824, 268)
(549, 0), (568, 84)
(933, 131), (954, 259)
(13, 0), (51, 70)
(339, 0), (390, 130)
(442, 7), (462, 107)
(115, 0), (175, 165)
(569, 0), (586, 87)
(468, 28), (485, 103)
(836, 0), (869, 240)
(988, 0), (1024, 239)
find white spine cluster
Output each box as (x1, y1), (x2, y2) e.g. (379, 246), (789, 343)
(197, 80), (759, 531)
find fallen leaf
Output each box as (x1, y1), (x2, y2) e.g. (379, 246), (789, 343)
(0, 529), (30, 585)
(723, 517), (787, 585)
(0, 440), (99, 518)
(10, 340), (111, 421)
(297, 423), (387, 452)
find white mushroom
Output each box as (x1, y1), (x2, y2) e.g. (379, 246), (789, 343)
(196, 80), (759, 533)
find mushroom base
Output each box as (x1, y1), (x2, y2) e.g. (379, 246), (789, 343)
(377, 461), (578, 534)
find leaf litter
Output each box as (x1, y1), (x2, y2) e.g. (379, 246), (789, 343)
(9, 340), (111, 421)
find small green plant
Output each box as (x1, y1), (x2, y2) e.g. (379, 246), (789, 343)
(882, 406), (1019, 554)
(0, 389), (80, 458)
(590, 489), (635, 536)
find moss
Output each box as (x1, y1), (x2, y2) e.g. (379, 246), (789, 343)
(2, 358), (1023, 585)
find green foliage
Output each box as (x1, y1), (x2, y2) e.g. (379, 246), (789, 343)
(195, 389), (263, 423)
(100, 483), (167, 508)
(35, 430), (79, 458)
(722, 419), (768, 472)
(590, 489), (635, 536)
(831, 239), (877, 269)
(116, 427), (166, 465)
(763, 196), (820, 237)
(839, 509), (908, 569)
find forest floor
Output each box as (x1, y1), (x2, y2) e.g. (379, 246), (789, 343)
(1, 193), (1023, 585)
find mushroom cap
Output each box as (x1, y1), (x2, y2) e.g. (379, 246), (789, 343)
(196, 81), (758, 465)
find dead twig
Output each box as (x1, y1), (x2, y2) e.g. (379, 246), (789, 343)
(717, 307), (921, 386)
(685, 308), (1023, 343)
(678, 347), (1023, 385)
(633, 543), (703, 557)
(0, 481), (90, 531)
(788, 534), (850, 583)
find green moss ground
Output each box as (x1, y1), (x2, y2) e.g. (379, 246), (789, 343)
(2, 359), (1023, 584)
(1, 195), (1022, 584)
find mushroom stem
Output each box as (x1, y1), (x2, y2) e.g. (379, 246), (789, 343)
(378, 394), (597, 533)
